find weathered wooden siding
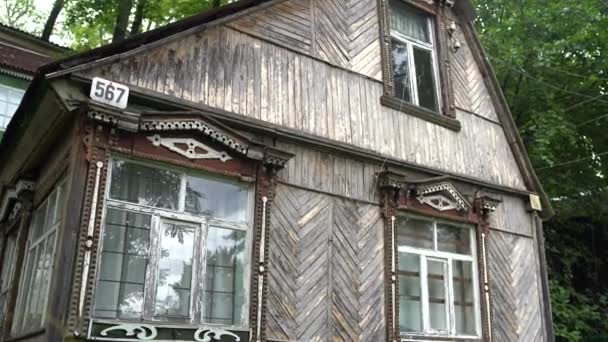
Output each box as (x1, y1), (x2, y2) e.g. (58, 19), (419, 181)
(277, 141), (535, 239)
(86, 26), (527, 191)
(488, 230), (546, 342)
(228, 0), (383, 80)
(451, 28), (499, 122)
(488, 194), (534, 237)
(276, 141), (383, 203)
(267, 184), (385, 341)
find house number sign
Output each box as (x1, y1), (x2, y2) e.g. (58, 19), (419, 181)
(90, 77), (130, 109)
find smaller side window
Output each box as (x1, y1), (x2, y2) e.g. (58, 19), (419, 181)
(389, 0), (440, 113)
(396, 216), (481, 338)
(0, 84), (26, 131)
(0, 235), (17, 331)
(12, 181), (65, 335)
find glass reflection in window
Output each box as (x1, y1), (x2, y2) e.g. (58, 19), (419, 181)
(155, 223), (194, 318)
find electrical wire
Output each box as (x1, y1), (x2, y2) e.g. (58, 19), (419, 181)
(488, 55), (608, 106)
(575, 113), (608, 127)
(536, 151), (608, 171)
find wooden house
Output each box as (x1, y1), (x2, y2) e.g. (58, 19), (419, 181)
(0, 24), (67, 139)
(0, 0), (554, 341)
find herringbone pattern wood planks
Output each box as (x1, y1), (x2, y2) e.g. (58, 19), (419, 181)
(347, 0), (382, 79)
(228, 0), (382, 80)
(488, 231), (545, 342)
(267, 185), (385, 341)
(451, 29), (499, 121)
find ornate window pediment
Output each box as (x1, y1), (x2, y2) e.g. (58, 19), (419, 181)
(82, 102), (293, 168)
(415, 181), (471, 212)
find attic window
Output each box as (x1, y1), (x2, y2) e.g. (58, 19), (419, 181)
(380, 0), (460, 131)
(390, 1), (439, 112)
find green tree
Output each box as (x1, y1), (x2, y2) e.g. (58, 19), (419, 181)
(474, 0), (608, 340)
(64, 0), (233, 50)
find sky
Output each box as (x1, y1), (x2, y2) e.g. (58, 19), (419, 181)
(24, 0), (70, 46)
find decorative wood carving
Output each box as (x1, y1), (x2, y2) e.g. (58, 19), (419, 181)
(415, 181), (471, 212)
(140, 117), (249, 155)
(147, 135), (232, 162)
(78, 160), (104, 323)
(377, 170), (499, 341)
(193, 328), (241, 342)
(0, 180), (35, 222)
(100, 324), (158, 340)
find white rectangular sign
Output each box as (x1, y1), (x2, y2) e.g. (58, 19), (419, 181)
(90, 77), (130, 109)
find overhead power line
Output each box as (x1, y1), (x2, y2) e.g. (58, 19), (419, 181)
(536, 151), (608, 171)
(488, 55), (608, 106)
(576, 113), (608, 127)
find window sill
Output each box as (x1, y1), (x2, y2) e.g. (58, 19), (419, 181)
(399, 332), (482, 342)
(380, 95), (461, 132)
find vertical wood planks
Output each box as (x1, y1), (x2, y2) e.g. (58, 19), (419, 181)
(83, 25), (528, 191)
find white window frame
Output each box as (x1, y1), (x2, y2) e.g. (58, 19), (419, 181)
(397, 215), (482, 340)
(12, 180), (65, 335)
(92, 157), (254, 329)
(390, 1), (442, 112)
(0, 83), (25, 131)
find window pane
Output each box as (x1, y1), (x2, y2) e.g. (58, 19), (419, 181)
(45, 190), (57, 230)
(413, 47), (438, 112)
(94, 209), (150, 320)
(55, 183), (65, 224)
(154, 223), (194, 318)
(204, 227), (246, 326)
(391, 39), (412, 103)
(437, 223), (471, 255)
(397, 217), (433, 250)
(453, 260), (476, 335)
(99, 253), (124, 281)
(185, 175), (248, 223)
(428, 259), (447, 332)
(31, 203), (47, 242)
(389, 0), (430, 43)
(34, 232), (55, 321)
(127, 227), (151, 255)
(124, 255), (147, 283)
(109, 160), (180, 210)
(119, 283), (144, 319)
(102, 225), (125, 253)
(94, 281), (120, 316)
(398, 253), (422, 332)
(1, 238), (16, 292)
(25, 246), (43, 327)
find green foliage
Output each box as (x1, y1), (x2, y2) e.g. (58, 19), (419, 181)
(64, 0), (233, 50)
(475, 0), (608, 340)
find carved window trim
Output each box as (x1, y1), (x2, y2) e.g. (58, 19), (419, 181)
(74, 108), (292, 340)
(378, 0), (460, 131)
(378, 171), (499, 342)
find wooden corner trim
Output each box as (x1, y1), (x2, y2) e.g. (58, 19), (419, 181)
(381, 95), (462, 131)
